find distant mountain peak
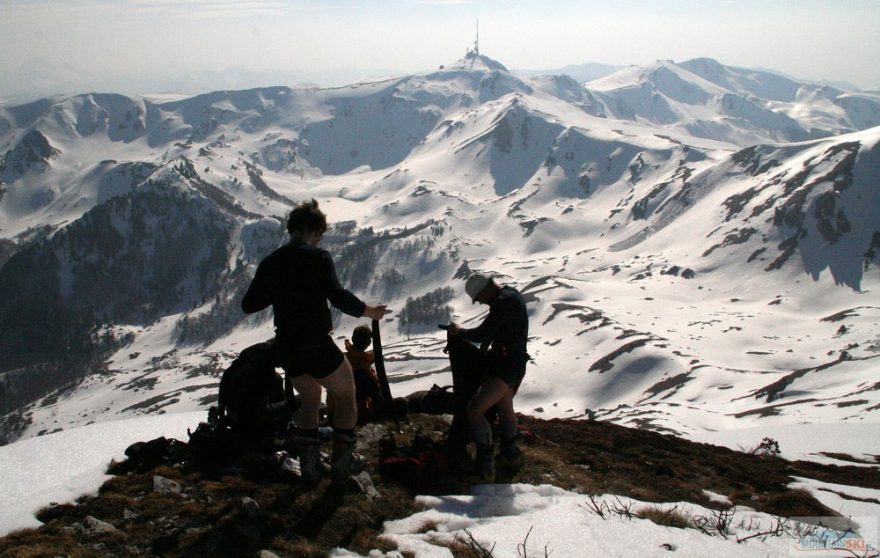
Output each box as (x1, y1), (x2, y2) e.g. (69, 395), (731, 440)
(444, 52), (509, 73)
(1, 129), (60, 181)
(680, 57), (726, 76)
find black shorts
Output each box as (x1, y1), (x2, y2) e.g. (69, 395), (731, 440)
(277, 335), (345, 379)
(496, 365), (527, 391)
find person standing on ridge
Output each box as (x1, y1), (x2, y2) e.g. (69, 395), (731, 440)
(241, 198), (389, 488)
(446, 272), (529, 477)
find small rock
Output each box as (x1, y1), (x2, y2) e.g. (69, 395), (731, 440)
(256, 551), (282, 558)
(123, 508), (140, 521)
(241, 497), (261, 518)
(280, 456), (298, 474)
(357, 423), (390, 447)
(351, 471), (380, 499)
(153, 475), (182, 495)
(82, 515), (122, 536)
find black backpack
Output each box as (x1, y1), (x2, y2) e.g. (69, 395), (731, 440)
(218, 339), (285, 434)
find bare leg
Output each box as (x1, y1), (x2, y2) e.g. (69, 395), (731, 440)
(494, 387), (521, 459)
(315, 357), (357, 430)
(466, 377), (513, 446)
(288, 374), (324, 487)
(495, 388), (518, 439)
(316, 358), (359, 485)
(290, 374), (323, 430)
(289, 358), (356, 429)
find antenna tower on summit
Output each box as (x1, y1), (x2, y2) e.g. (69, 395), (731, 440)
(474, 19), (480, 56)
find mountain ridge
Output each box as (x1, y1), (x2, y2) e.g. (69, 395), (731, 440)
(1, 55), (878, 447)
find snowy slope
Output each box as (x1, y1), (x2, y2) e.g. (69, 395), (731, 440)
(587, 58), (880, 146)
(0, 54), (878, 456)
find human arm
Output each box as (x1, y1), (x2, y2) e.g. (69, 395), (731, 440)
(322, 250), (389, 320)
(362, 304), (390, 320)
(241, 262), (271, 314)
(321, 250), (367, 317)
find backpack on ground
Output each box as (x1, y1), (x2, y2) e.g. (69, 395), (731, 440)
(215, 338), (294, 441)
(189, 339), (294, 455)
(404, 384), (456, 415)
(378, 433), (450, 492)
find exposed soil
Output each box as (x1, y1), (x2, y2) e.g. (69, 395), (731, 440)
(1, 413), (877, 558)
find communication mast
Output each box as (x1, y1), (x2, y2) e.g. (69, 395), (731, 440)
(474, 18), (480, 56)
(465, 18), (481, 63)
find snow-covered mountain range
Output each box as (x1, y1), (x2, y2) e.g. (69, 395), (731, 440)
(1, 54), (878, 448)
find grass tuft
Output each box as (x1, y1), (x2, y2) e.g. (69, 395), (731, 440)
(636, 505), (691, 529)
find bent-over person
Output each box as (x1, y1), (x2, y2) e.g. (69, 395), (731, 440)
(447, 272), (529, 477)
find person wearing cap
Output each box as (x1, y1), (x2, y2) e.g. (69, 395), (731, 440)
(446, 272), (529, 477)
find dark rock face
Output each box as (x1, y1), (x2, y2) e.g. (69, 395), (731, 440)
(1, 130), (61, 180)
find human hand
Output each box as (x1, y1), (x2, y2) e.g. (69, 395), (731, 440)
(364, 304), (390, 321)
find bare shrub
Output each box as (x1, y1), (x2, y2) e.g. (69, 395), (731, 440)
(609, 497), (638, 520)
(580, 494), (609, 519)
(451, 529), (495, 558)
(693, 507), (735, 538)
(736, 516), (792, 543)
(517, 526), (552, 558)
(740, 437), (781, 457)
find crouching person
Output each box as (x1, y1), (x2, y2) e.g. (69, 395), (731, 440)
(327, 325), (385, 425)
(241, 199), (389, 488)
(447, 272), (529, 477)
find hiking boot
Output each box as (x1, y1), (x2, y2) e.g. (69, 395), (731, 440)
(474, 443), (495, 479)
(498, 435), (521, 462)
(330, 432), (358, 487)
(292, 431), (322, 488)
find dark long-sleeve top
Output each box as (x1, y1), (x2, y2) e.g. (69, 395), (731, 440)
(241, 242), (366, 339)
(460, 286), (529, 368)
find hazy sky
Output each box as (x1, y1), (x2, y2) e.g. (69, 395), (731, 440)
(1, 0), (879, 98)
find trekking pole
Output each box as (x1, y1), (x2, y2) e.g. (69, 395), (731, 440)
(371, 319), (398, 424)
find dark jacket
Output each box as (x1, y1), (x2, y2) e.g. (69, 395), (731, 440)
(241, 242), (365, 339)
(460, 286), (529, 369)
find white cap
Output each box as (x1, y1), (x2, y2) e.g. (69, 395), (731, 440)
(465, 272), (492, 302)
